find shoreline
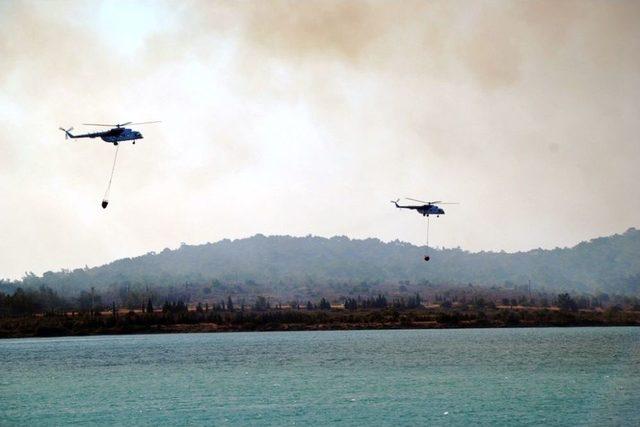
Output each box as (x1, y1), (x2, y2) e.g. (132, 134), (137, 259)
(3, 323), (639, 340)
(2, 307), (639, 339)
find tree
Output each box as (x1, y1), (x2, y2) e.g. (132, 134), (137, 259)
(254, 296), (269, 311)
(319, 298), (331, 310)
(175, 300), (187, 312)
(557, 293), (578, 312)
(77, 290), (101, 313)
(227, 296), (234, 312)
(146, 298), (153, 314)
(374, 294), (387, 308)
(406, 293), (421, 309)
(344, 298), (357, 310)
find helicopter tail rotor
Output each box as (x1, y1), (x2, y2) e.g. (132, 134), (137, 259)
(59, 127), (73, 139)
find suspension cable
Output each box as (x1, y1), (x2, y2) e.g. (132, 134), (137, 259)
(103, 145), (120, 201)
(426, 215), (430, 249)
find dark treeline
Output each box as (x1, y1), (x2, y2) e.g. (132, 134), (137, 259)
(2, 297), (639, 339)
(2, 283), (640, 338)
(0, 286), (71, 317)
(3, 284), (640, 319)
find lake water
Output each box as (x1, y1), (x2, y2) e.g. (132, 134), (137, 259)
(1, 328), (639, 426)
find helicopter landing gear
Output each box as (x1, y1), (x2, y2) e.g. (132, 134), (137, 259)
(133, 140), (136, 145)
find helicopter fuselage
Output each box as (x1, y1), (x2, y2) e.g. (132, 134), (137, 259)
(416, 205), (445, 216)
(61, 127), (143, 145)
(99, 128), (143, 143)
(393, 202), (445, 216)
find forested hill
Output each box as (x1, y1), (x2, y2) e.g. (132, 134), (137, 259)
(9, 228), (640, 295)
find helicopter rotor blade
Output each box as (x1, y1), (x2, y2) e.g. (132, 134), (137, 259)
(406, 197), (429, 204)
(82, 121), (160, 128)
(128, 121), (161, 126)
(405, 197), (458, 205)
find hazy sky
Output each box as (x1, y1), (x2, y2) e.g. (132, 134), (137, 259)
(1, 0), (639, 280)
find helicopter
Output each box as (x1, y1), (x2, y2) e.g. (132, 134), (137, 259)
(391, 197), (457, 262)
(59, 121), (160, 145)
(391, 198), (457, 217)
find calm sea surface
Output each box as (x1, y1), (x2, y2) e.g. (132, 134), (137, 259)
(1, 328), (639, 426)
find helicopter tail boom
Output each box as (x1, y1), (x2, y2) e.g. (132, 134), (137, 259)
(391, 199), (419, 209)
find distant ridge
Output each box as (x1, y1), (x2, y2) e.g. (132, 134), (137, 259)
(9, 228), (640, 295)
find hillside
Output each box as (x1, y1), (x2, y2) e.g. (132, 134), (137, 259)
(7, 228), (640, 296)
